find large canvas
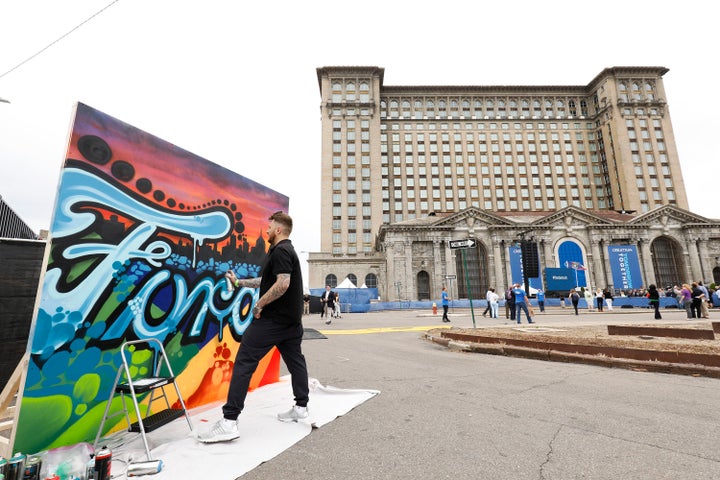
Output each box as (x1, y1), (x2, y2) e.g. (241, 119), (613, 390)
(13, 103), (286, 454)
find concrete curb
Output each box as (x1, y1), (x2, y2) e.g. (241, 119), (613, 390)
(424, 332), (720, 379)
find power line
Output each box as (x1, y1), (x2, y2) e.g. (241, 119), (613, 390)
(0, 0), (121, 81)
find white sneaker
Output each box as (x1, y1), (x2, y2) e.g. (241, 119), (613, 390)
(277, 405), (309, 422)
(197, 418), (240, 443)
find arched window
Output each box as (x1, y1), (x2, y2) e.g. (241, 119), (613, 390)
(417, 271), (431, 300)
(364, 273), (378, 289)
(325, 274), (338, 288)
(651, 237), (685, 287)
(347, 273), (357, 286)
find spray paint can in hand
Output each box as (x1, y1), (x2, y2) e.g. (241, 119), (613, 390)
(93, 447), (112, 480)
(5, 453), (26, 480)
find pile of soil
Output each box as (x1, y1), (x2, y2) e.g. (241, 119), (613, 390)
(429, 323), (720, 356)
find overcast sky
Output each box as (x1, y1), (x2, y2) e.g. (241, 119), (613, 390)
(1, 0), (717, 281)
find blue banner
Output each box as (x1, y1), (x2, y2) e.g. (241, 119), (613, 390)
(607, 245), (643, 289)
(509, 246), (543, 290)
(545, 268), (577, 291)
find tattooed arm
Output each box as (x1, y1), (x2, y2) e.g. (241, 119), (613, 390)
(225, 271), (261, 289)
(253, 273), (291, 318)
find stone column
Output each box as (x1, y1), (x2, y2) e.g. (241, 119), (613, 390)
(685, 236), (703, 282)
(404, 239), (414, 301)
(697, 236), (711, 282)
(433, 239), (444, 296)
(492, 236), (504, 289)
(590, 240), (603, 288)
(638, 238), (654, 288)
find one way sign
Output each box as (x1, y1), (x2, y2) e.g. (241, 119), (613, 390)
(448, 238), (477, 249)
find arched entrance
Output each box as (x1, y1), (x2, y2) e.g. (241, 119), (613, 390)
(557, 240), (588, 287)
(651, 236), (685, 287)
(454, 243), (488, 300)
(417, 271), (430, 300)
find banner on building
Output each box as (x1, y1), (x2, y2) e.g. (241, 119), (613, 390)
(508, 245), (543, 291)
(607, 245), (643, 290)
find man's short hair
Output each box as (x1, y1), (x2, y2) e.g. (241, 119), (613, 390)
(269, 211), (293, 233)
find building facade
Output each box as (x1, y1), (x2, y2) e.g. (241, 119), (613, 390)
(309, 66), (720, 301)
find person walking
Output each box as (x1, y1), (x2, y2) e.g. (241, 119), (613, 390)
(647, 284), (662, 319)
(536, 289), (545, 313)
(441, 287), (451, 322)
(198, 211), (309, 443)
(320, 285), (335, 322)
(482, 288), (493, 317)
(512, 284), (534, 324)
(569, 289), (580, 315)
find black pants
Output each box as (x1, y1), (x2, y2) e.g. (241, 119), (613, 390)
(223, 319), (309, 420)
(442, 304), (449, 320)
(652, 301), (662, 319)
(572, 301), (579, 315)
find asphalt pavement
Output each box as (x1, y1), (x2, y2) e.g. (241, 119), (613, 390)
(237, 306), (720, 479)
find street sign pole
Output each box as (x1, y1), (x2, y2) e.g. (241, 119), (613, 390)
(461, 249), (477, 328)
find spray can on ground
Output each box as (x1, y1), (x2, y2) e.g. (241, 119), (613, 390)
(5, 453), (26, 480)
(21, 455), (41, 480)
(93, 447), (111, 480)
(43, 475), (59, 480)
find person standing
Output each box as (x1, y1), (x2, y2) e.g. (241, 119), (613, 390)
(569, 290), (580, 315)
(488, 288), (500, 318)
(691, 282), (704, 319)
(333, 292), (342, 319)
(680, 283), (694, 319)
(441, 287), (451, 323)
(698, 281), (710, 318)
(647, 284), (662, 319)
(595, 288), (604, 312)
(198, 211), (309, 443)
(505, 286), (516, 321)
(512, 284), (534, 324)
(303, 293), (310, 316)
(603, 288), (614, 311)
(536, 289), (545, 313)
(583, 288), (594, 312)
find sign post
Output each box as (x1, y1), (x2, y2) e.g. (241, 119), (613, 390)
(449, 239), (477, 328)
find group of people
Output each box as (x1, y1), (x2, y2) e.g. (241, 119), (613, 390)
(672, 282), (713, 320)
(565, 287), (614, 315)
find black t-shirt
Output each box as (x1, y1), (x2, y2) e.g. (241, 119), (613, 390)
(259, 239), (304, 325)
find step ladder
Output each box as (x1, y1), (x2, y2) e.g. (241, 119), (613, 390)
(94, 338), (193, 461)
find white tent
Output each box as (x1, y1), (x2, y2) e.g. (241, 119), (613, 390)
(336, 277), (357, 288)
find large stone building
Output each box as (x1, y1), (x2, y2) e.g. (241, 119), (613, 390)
(308, 66), (720, 301)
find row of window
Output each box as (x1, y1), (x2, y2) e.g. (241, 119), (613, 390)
(324, 272), (378, 289)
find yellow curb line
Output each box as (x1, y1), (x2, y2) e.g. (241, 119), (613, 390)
(319, 325), (452, 335)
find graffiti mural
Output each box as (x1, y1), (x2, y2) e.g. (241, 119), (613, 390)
(14, 103), (286, 453)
